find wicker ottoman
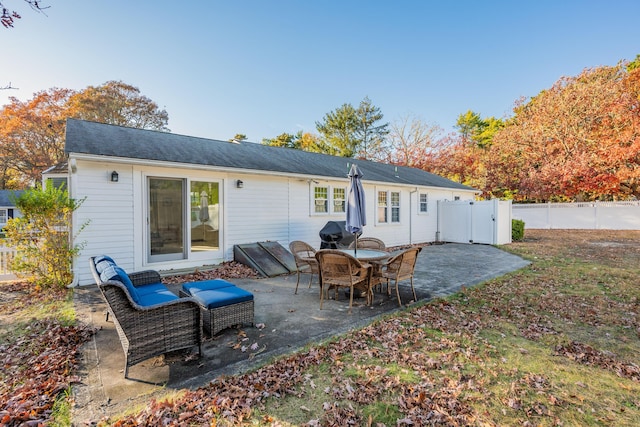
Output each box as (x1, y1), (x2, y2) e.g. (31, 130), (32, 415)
(179, 279), (254, 336)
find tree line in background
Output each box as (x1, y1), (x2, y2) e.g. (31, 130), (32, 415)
(264, 56), (640, 202)
(1, 56), (639, 202)
(0, 81), (169, 188)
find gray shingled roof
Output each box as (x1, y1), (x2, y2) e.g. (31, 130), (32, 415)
(64, 119), (476, 191)
(0, 190), (24, 207)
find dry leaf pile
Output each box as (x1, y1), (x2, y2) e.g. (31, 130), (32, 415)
(162, 261), (260, 285)
(0, 301), (95, 426)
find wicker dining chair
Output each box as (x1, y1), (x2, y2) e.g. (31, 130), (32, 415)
(376, 246), (422, 306)
(348, 237), (386, 250)
(315, 249), (372, 313)
(289, 240), (320, 294)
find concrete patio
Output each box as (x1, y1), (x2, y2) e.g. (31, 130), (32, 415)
(71, 243), (530, 424)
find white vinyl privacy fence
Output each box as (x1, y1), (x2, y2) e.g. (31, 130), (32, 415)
(513, 201), (640, 230)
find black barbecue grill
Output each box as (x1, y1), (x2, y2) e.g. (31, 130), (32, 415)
(319, 220), (359, 249)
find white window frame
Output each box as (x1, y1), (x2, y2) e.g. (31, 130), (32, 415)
(312, 185), (347, 215)
(332, 187), (345, 213)
(419, 193), (429, 214)
(376, 189), (401, 224)
(313, 186), (329, 214)
(0, 209), (7, 225)
(390, 191), (400, 223)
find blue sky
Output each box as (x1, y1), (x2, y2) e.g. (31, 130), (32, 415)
(2, 0), (639, 142)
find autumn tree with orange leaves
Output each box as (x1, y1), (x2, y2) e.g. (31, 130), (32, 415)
(487, 62), (640, 201)
(0, 81), (169, 188)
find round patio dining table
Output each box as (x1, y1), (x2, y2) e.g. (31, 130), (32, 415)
(337, 248), (389, 262)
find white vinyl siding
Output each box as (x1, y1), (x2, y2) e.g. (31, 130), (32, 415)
(72, 160), (135, 285)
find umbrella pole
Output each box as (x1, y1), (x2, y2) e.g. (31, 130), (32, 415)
(354, 234), (358, 256)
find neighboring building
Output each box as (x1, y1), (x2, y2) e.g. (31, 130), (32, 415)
(42, 162), (69, 190)
(0, 190), (24, 230)
(64, 119), (478, 286)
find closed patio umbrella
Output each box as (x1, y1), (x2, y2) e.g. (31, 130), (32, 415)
(346, 164), (366, 255)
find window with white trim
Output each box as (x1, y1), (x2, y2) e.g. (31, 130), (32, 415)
(333, 187), (345, 213)
(419, 193), (428, 213)
(377, 190), (400, 224)
(377, 191), (388, 223)
(0, 209), (7, 224)
(313, 185), (346, 215)
(391, 191), (400, 222)
(314, 186), (328, 213)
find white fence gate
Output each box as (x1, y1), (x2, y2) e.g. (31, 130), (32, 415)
(0, 245), (17, 280)
(437, 199), (512, 245)
(513, 201), (640, 229)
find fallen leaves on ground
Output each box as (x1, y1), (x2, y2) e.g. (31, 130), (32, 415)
(3, 231), (640, 426)
(0, 318), (95, 426)
(107, 231), (640, 426)
(555, 341), (640, 381)
(162, 261), (260, 286)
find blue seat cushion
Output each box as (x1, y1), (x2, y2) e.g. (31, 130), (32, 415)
(137, 289), (179, 306)
(100, 265), (140, 304)
(181, 279), (235, 296)
(190, 286), (254, 309)
(136, 282), (172, 297)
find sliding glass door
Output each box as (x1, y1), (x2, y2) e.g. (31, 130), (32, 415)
(148, 177), (185, 262)
(147, 177), (221, 263)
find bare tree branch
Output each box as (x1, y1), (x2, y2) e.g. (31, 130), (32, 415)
(1, 0), (49, 28)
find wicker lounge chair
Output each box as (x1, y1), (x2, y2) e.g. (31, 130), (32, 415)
(89, 256), (202, 378)
(289, 240), (320, 294)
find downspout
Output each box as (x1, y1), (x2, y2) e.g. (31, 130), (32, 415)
(409, 188), (418, 245)
(67, 158), (80, 288)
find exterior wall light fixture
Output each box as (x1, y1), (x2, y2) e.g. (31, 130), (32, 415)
(111, 171), (119, 182)
(236, 179), (243, 188)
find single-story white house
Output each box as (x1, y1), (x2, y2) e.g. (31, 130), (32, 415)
(0, 190), (24, 230)
(61, 119), (478, 286)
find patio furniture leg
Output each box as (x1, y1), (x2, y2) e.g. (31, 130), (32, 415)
(294, 269), (302, 294)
